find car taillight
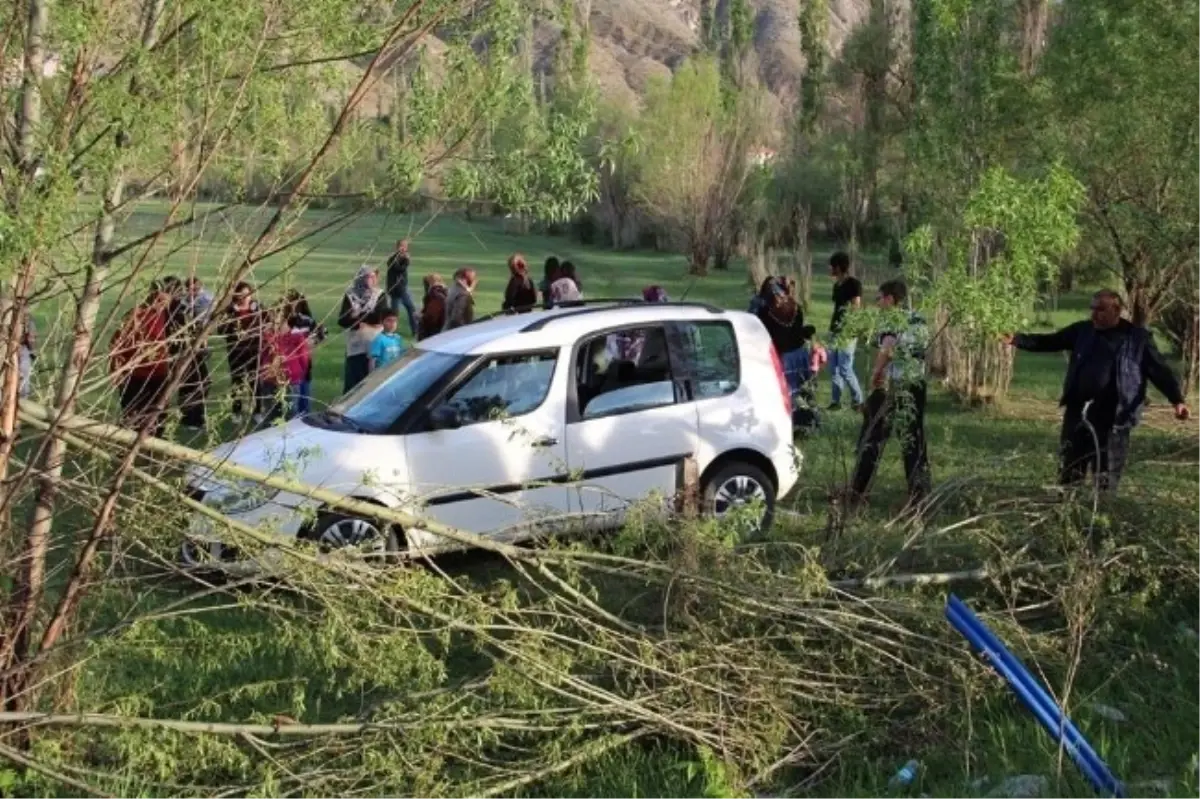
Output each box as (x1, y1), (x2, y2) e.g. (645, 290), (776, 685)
(769, 347), (792, 415)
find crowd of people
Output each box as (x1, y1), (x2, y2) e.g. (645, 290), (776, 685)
(100, 240), (598, 437)
(107, 276), (329, 436)
(747, 252), (931, 509)
(96, 236), (1187, 509)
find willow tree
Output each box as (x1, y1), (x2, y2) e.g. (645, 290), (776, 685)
(902, 0), (1051, 397)
(0, 0), (595, 718)
(631, 57), (768, 276)
(905, 165), (1084, 401)
(1042, 0), (1199, 330)
(757, 0), (829, 302)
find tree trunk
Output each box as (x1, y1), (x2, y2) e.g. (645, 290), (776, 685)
(0, 0), (50, 486)
(0, 0), (51, 716)
(1019, 0), (1049, 76)
(1126, 279), (1154, 327)
(15, 0), (166, 708)
(1182, 313), (1198, 401)
(688, 239), (710, 276)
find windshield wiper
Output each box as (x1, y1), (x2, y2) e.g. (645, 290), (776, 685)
(321, 409), (369, 433)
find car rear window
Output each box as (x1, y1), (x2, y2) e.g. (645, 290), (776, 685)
(677, 321), (739, 400)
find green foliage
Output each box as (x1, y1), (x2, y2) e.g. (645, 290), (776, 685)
(904, 164), (1084, 339)
(796, 0), (829, 135)
(728, 0), (753, 55)
(1040, 0), (1199, 320)
(630, 56), (767, 271)
(907, 0), (1029, 224)
(700, 0), (717, 51)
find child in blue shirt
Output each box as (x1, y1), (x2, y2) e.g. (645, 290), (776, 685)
(369, 310), (407, 372)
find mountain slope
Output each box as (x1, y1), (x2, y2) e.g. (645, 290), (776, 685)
(577, 0), (879, 110)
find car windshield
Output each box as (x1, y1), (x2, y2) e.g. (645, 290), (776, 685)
(318, 348), (464, 433)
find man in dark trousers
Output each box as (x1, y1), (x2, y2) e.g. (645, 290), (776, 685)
(849, 279), (932, 510)
(1004, 289), (1189, 494)
(385, 238), (418, 337)
(827, 251), (865, 411)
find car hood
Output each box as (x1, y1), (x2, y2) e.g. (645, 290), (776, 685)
(190, 418), (351, 491)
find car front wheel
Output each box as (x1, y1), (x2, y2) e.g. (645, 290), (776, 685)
(306, 510), (403, 563)
(702, 462), (776, 533)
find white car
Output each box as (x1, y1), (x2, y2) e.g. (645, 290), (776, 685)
(181, 301), (800, 566)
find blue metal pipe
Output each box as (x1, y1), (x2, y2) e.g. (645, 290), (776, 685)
(946, 594), (1125, 798)
(945, 597), (1120, 797)
(946, 601), (1113, 794)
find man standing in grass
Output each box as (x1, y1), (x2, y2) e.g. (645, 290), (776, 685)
(1004, 288), (1189, 495)
(827, 251), (865, 411)
(369, 310), (407, 372)
(385, 239), (418, 337)
(849, 279), (931, 511)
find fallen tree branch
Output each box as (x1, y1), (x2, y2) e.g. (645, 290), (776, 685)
(0, 710), (422, 736)
(0, 739), (112, 797)
(476, 727), (650, 797)
(830, 562), (1061, 591)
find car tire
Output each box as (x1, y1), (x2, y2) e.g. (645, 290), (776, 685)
(701, 461), (776, 533)
(305, 510), (404, 564)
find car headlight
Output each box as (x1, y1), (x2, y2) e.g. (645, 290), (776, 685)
(204, 478), (280, 515)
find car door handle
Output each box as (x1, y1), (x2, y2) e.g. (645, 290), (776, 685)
(531, 436), (558, 448)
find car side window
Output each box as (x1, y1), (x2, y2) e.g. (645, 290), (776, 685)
(675, 321), (740, 400)
(575, 326), (678, 419)
(437, 351), (557, 427)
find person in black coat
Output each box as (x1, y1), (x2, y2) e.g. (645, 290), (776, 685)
(756, 277), (815, 391)
(540, 256), (560, 310)
(1005, 288), (1189, 494)
(217, 281), (263, 420)
(385, 239), (418, 337)
(502, 253), (538, 313)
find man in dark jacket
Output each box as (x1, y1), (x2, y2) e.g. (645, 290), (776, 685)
(385, 239), (418, 337)
(1004, 289), (1189, 494)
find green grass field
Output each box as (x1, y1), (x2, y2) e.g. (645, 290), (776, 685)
(25, 203), (1200, 797)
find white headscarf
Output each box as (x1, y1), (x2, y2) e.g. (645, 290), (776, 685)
(347, 265), (382, 316)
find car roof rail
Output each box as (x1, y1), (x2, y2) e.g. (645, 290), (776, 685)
(518, 299), (725, 333)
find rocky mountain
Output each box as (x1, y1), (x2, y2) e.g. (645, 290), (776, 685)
(348, 0), (879, 122)
(561, 0), (876, 110)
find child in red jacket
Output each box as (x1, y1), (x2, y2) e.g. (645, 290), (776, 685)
(256, 310), (312, 424)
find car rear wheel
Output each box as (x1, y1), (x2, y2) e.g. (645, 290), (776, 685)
(702, 461), (776, 533)
(306, 511), (404, 564)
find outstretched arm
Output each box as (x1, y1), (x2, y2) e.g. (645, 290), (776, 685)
(1008, 321), (1082, 353)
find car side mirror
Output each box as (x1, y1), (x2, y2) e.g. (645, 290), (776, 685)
(429, 404), (461, 430)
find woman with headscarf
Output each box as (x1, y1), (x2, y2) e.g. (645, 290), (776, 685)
(418, 273), (448, 341)
(109, 281), (174, 435)
(502, 253), (538, 314)
(756, 276), (815, 394)
(338, 265), (390, 393)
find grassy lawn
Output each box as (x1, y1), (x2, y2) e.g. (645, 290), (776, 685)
(23, 203), (1199, 797)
